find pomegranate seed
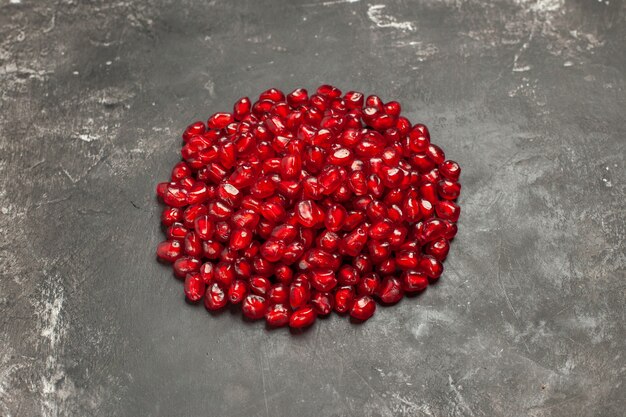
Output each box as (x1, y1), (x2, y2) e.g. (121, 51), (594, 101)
(438, 180), (461, 201)
(369, 219), (394, 239)
(289, 281), (310, 309)
(207, 112), (234, 129)
(260, 201), (286, 223)
(419, 255), (444, 280)
(439, 160), (461, 181)
(426, 144), (445, 165)
(213, 261), (235, 287)
(274, 264), (294, 284)
(248, 275), (271, 295)
(233, 97), (251, 120)
(184, 232), (202, 257)
(161, 207), (182, 227)
(158, 86), (461, 328)
(287, 88), (309, 108)
(260, 240), (286, 262)
(350, 296), (376, 321)
(260, 88), (285, 102)
(173, 256), (201, 278)
(311, 291), (333, 315)
(310, 269), (338, 292)
(338, 265), (360, 285)
(204, 283), (228, 310)
(401, 270), (429, 293)
(266, 304), (290, 327)
(289, 306), (317, 328)
(242, 294), (268, 320)
(184, 273), (206, 302)
(378, 277), (404, 304)
(267, 283), (288, 304)
(157, 240), (183, 262)
(228, 280), (248, 304)
(357, 272), (380, 296)
(199, 262), (214, 284)
(334, 286), (355, 314)
(202, 240), (223, 260)
(182, 121), (206, 142)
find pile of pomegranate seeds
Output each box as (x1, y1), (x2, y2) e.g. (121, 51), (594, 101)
(156, 85), (461, 329)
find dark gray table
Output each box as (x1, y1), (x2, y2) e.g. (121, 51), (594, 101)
(1, 0), (624, 416)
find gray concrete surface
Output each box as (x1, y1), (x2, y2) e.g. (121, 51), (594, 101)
(1, 0), (625, 416)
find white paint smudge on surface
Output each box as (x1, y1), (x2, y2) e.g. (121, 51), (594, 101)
(77, 134), (99, 142)
(367, 5), (416, 31)
(38, 282), (71, 417)
(529, 0), (563, 12)
(319, 0), (360, 5)
(448, 375), (475, 416)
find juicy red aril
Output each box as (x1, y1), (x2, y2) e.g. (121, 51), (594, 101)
(350, 296), (376, 321)
(157, 85), (461, 329)
(204, 283), (228, 310)
(228, 280), (248, 304)
(357, 272), (380, 296)
(401, 270), (429, 293)
(268, 283), (289, 304)
(242, 294), (268, 320)
(311, 291), (333, 315)
(184, 273), (206, 302)
(419, 255), (444, 280)
(289, 306), (317, 328)
(377, 276), (404, 304)
(173, 257), (201, 278)
(265, 304), (290, 327)
(157, 239), (183, 262)
(334, 286), (355, 314)
(425, 238), (450, 261)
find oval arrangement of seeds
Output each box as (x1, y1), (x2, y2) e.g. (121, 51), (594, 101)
(156, 85), (461, 329)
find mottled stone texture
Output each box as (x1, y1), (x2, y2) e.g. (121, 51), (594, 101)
(0, 0), (624, 416)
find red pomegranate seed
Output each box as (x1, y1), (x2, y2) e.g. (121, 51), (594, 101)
(204, 282), (228, 310)
(228, 280), (248, 304)
(311, 291), (333, 315)
(233, 97), (251, 120)
(199, 262), (214, 284)
(338, 265), (360, 285)
(207, 112), (234, 129)
(419, 255), (444, 279)
(310, 269), (338, 292)
(184, 273), (206, 302)
(350, 296), (376, 321)
(182, 121), (206, 142)
(357, 272), (380, 296)
(249, 276), (272, 296)
(268, 283), (289, 304)
(289, 280), (310, 309)
(401, 270), (429, 293)
(425, 238), (450, 261)
(265, 304), (290, 327)
(289, 306), (317, 328)
(438, 180), (461, 201)
(173, 256), (201, 278)
(242, 294), (268, 320)
(157, 239), (183, 262)
(378, 277), (404, 304)
(158, 86), (460, 329)
(184, 232), (202, 257)
(213, 262), (235, 287)
(334, 286), (355, 314)
(161, 207), (182, 227)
